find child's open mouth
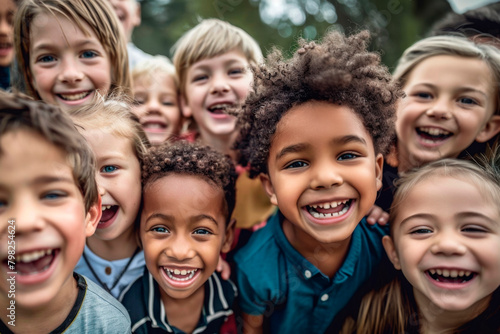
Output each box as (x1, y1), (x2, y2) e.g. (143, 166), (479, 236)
(165, 268), (198, 281)
(13, 249), (58, 276)
(58, 91), (92, 101)
(207, 103), (231, 115)
(306, 199), (352, 218)
(426, 268), (476, 284)
(101, 205), (119, 223)
(417, 127), (452, 144)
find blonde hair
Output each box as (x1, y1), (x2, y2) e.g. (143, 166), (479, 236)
(14, 0), (131, 98)
(172, 18), (262, 97)
(393, 35), (500, 115)
(132, 55), (177, 89)
(69, 94), (149, 163)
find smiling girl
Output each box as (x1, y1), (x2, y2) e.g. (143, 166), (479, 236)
(13, 0), (130, 111)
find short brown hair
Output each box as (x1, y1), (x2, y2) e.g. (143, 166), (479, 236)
(0, 91), (98, 212)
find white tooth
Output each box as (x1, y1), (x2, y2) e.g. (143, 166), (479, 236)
(450, 270), (458, 278)
(458, 270), (464, 277)
(442, 269), (450, 277)
(174, 269), (180, 275)
(330, 202), (338, 208)
(312, 205), (317, 209)
(465, 271), (471, 276)
(436, 269), (442, 275)
(331, 212), (339, 217)
(47, 249), (52, 255)
(319, 213), (325, 218)
(429, 269), (436, 275)
(324, 213), (332, 217)
(318, 204), (324, 209)
(180, 270), (187, 275)
(323, 203), (330, 209)
(313, 212), (320, 218)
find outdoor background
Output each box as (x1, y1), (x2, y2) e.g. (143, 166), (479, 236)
(133, 0), (489, 70)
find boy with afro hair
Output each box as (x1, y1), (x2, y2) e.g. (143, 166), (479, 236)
(120, 141), (238, 333)
(233, 30), (401, 333)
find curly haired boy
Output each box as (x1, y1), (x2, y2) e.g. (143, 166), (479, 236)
(233, 30), (401, 333)
(120, 141), (238, 333)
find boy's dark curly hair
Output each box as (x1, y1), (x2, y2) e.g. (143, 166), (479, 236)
(141, 141), (237, 222)
(235, 30), (402, 178)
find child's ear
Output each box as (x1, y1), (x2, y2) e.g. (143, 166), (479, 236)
(84, 194), (102, 237)
(375, 153), (384, 191)
(221, 218), (236, 253)
(180, 96), (192, 118)
(475, 114), (500, 143)
(382, 235), (401, 270)
(259, 173), (277, 206)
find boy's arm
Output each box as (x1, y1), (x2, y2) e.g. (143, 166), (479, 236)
(242, 313), (263, 334)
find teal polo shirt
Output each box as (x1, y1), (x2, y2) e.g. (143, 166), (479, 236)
(235, 211), (387, 333)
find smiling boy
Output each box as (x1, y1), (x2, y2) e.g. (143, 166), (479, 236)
(233, 30), (401, 333)
(0, 91), (131, 333)
(120, 142), (237, 333)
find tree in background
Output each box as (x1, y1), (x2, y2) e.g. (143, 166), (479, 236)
(134, 0), (452, 69)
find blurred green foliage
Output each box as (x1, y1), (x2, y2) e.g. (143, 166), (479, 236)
(133, 0), (452, 69)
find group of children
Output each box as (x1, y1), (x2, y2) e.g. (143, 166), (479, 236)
(0, 0), (500, 333)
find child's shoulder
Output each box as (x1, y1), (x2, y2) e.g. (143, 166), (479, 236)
(72, 274), (131, 332)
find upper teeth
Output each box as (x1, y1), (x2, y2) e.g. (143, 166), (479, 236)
(209, 104), (230, 110)
(311, 200), (348, 209)
(419, 127), (451, 136)
(16, 249), (53, 263)
(60, 92), (90, 101)
(429, 269), (472, 277)
(102, 205), (113, 211)
(165, 268), (198, 281)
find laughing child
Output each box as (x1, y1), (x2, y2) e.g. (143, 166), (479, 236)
(343, 147), (500, 333)
(13, 0), (130, 111)
(120, 141), (237, 333)
(71, 97), (149, 298)
(0, 91), (131, 333)
(233, 30), (400, 333)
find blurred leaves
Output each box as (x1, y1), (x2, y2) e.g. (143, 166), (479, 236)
(134, 0), (451, 68)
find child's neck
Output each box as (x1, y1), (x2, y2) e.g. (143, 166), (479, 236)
(199, 132), (238, 163)
(0, 274), (78, 333)
(161, 285), (204, 333)
(416, 292), (490, 334)
(86, 225), (139, 261)
(282, 219), (351, 279)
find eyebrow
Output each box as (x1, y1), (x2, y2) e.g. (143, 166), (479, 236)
(398, 213), (434, 227)
(456, 211), (497, 225)
(144, 213), (219, 226)
(32, 40), (100, 52)
(275, 135), (367, 161)
(414, 83), (488, 97)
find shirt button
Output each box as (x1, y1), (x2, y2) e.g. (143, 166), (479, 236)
(321, 294), (329, 302)
(304, 270), (312, 278)
(105, 267), (112, 275)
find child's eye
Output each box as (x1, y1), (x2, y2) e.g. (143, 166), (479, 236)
(133, 96), (146, 105)
(193, 228), (213, 235)
(161, 101), (175, 106)
(229, 68), (244, 75)
(151, 226), (169, 233)
(42, 192), (66, 200)
(81, 50), (98, 58)
(462, 225), (488, 234)
(458, 97), (477, 105)
(192, 74), (208, 82)
(101, 165), (118, 173)
(415, 92), (432, 99)
(38, 55), (56, 63)
(284, 161), (308, 169)
(409, 227), (433, 234)
(338, 152), (359, 161)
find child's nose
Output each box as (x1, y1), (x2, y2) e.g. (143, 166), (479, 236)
(430, 231), (467, 256)
(310, 160), (343, 190)
(58, 58), (84, 84)
(426, 97), (452, 120)
(165, 234), (196, 260)
(9, 199), (45, 235)
(210, 74), (230, 94)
